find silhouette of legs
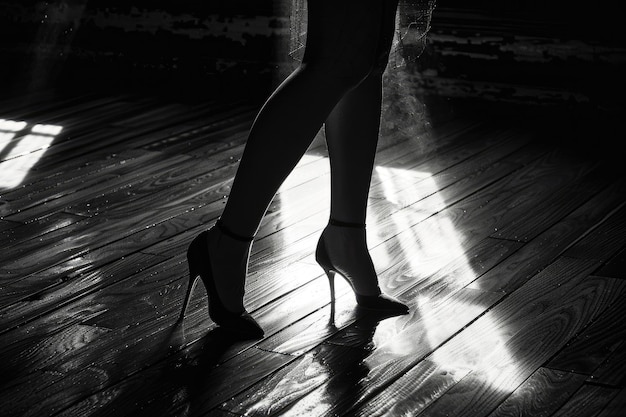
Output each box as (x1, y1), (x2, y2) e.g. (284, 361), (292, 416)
(207, 0), (399, 312)
(220, 0), (395, 237)
(321, 73), (384, 297)
(326, 72), (384, 225)
(218, 64), (363, 237)
(317, 0), (399, 297)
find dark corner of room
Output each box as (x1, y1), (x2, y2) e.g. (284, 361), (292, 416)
(1, 0), (292, 104)
(2, 1), (625, 124)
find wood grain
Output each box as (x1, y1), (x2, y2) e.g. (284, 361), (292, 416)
(485, 368), (586, 417)
(416, 265), (626, 417)
(549, 384), (620, 417)
(547, 288), (626, 376)
(595, 388), (626, 417)
(1, 90), (624, 417)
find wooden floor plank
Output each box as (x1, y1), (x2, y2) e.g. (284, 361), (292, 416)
(0, 147), (147, 202)
(20, 346), (291, 417)
(129, 105), (258, 153)
(588, 342), (626, 386)
(3, 114), (608, 416)
(0, 148), (174, 212)
(218, 344), (346, 416)
(4, 152), (192, 222)
(0, 161), (239, 280)
(3, 218), (508, 416)
(1, 90), (624, 417)
(3, 95), (132, 128)
(414, 264), (625, 416)
(479, 367), (586, 417)
(2, 271), (326, 416)
(0, 250), (326, 412)
(17, 184), (604, 412)
(469, 179), (626, 294)
(0, 213), (83, 247)
(347, 360), (470, 417)
(595, 388), (626, 417)
(62, 155), (219, 217)
(0, 112), (510, 296)
(29, 101), (239, 172)
(549, 384), (620, 417)
(0, 252), (167, 333)
(255, 237), (516, 357)
(240, 288), (501, 417)
(563, 204), (626, 262)
(0, 89), (74, 117)
(547, 278), (626, 377)
(0, 219), (20, 233)
(490, 166), (611, 242)
(596, 246), (626, 279)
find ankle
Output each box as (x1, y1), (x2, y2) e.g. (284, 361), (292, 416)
(207, 224), (252, 273)
(328, 218), (366, 229)
(216, 219), (255, 242)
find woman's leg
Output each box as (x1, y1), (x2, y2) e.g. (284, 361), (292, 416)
(207, 67), (361, 312)
(326, 72), (384, 225)
(209, 0), (391, 312)
(322, 0), (400, 297)
(322, 73), (383, 297)
(326, 0), (399, 224)
(219, 0), (390, 237)
(218, 65), (359, 237)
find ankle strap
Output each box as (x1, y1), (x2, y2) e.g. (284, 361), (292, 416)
(215, 219), (255, 242)
(329, 218), (366, 229)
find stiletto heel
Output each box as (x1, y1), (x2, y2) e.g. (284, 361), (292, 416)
(178, 274), (200, 323)
(323, 268), (337, 324)
(178, 220), (264, 338)
(324, 269), (336, 306)
(316, 220), (409, 315)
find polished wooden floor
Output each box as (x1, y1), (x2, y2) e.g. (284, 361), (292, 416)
(0, 87), (625, 417)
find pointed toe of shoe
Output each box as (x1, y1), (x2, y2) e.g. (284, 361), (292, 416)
(217, 312), (265, 339)
(356, 294), (409, 315)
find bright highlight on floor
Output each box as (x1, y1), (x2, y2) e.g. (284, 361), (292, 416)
(0, 119), (63, 189)
(277, 154), (515, 390)
(373, 165), (515, 390)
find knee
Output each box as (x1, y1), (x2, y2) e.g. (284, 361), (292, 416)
(300, 59), (374, 92)
(333, 63), (374, 89)
(337, 54), (390, 86)
(325, 53), (383, 89)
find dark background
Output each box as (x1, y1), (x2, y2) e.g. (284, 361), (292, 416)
(1, 0), (625, 113)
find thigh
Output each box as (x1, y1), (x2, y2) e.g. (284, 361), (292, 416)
(302, 0), (398, 77)
(373, 0), (401, 72)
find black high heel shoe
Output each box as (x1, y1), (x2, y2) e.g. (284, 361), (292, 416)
(315, 219), (409, 315)
(178, 219), (264, 338)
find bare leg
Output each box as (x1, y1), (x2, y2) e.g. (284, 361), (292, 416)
(321, 0), (399, 297)
(207, 66), (360, 311)
(218, 65), (359, 237)
(208, 0), (392, 312)
(326, 0), (398, 224)
(219, 0), (391, 237)
(326, 73), (383, 225)
(321, 73), (383, 297)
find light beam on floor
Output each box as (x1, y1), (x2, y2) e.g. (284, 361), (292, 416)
(0, 119), (63, 189)
(371, 165), (515, 391)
